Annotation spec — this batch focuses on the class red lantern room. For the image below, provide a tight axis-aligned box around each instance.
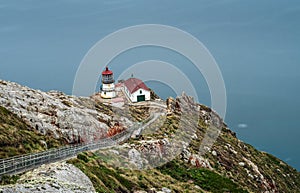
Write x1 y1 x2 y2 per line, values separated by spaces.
102 67 114 84
100 66 116 98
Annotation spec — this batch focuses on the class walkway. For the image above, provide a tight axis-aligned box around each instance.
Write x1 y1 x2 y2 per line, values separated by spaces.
0 129 133 176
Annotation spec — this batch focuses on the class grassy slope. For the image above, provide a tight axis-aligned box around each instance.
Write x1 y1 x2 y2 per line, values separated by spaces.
68 151 247 193
159 160 247 193
0 106 65 158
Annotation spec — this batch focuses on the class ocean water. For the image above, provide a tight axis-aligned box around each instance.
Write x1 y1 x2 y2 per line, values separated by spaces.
0 0 299 170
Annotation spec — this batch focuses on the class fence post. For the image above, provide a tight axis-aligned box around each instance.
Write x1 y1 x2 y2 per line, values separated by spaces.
13 158 16 173
2 159 5 174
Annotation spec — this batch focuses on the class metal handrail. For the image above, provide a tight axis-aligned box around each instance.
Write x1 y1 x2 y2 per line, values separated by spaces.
0 128 134 176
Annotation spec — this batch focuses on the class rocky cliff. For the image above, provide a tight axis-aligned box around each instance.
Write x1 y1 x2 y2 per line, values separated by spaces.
0 79 299 193
0 80 133 144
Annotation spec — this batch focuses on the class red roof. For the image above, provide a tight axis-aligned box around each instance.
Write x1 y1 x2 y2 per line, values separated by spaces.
124 78 150 94
102 67 113 75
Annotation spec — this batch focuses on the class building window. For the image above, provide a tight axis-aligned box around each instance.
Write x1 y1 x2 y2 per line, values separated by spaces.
140 90 142 94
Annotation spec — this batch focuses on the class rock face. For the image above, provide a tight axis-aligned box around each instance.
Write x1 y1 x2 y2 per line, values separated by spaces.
128 148 143 169
0 80 131 143
0 162 95 193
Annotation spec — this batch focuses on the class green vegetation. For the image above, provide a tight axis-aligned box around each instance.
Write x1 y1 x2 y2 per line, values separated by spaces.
94 102 113 116
0 106 65 158
69 150 249 193
68 152 203 193
68 152 137 193
129 106 150 122
159 160 248 193
0 175 20 185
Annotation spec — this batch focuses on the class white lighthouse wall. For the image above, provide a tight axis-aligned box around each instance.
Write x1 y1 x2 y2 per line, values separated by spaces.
101 90 116 98
102 83 115 91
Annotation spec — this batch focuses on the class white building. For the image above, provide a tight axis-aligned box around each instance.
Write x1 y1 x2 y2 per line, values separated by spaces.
100 67 116 99
123 78 150 102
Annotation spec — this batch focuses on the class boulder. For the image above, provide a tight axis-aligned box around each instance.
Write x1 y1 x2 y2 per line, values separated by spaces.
128 148 143 169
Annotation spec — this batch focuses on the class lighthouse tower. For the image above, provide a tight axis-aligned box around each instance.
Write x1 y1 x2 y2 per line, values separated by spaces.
100 67 116 99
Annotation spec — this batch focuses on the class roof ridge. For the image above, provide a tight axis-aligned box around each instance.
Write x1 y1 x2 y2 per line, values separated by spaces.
124 78 149 94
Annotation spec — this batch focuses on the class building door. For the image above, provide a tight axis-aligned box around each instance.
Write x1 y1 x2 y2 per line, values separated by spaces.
137 95 145 102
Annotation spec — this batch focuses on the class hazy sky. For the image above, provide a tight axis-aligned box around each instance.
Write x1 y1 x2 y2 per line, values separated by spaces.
1 0 300 169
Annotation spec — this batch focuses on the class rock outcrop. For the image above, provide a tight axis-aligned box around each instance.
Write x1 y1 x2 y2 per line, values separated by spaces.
0 162 95 193
0 80 133 144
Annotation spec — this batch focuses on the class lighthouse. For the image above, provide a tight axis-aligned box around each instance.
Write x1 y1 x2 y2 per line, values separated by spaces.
100 67 116 98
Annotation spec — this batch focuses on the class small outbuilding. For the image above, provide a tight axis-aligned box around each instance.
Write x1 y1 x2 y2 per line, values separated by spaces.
123 78 150 102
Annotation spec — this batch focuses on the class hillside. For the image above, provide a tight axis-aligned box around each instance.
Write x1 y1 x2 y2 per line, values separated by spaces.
64 95 300 193
0 79 299 192
0 106 65 159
